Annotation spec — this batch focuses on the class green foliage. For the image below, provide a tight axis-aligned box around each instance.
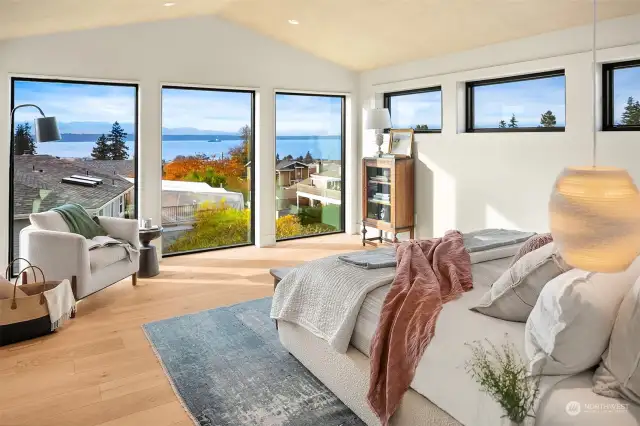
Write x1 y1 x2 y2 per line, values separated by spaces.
14 122 36 155
304 151 314 163
276 153 281 162
414 124 429 131
185 168 228 188
539 110 557 127
283 154 294 161
466 337 541 423
508 114 518 128
498 120 507 129
621 96 640 126
107 121 129 160
91 134 111 160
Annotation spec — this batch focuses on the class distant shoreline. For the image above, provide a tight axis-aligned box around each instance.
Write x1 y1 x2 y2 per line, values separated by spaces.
57 134 342 142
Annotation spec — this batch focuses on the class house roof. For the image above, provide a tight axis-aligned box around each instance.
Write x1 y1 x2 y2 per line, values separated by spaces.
13 155 134 217
311 170 341 180
276 160 309 171
80 159 135 178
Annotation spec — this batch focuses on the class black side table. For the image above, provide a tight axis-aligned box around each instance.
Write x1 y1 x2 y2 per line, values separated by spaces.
138 228 163 278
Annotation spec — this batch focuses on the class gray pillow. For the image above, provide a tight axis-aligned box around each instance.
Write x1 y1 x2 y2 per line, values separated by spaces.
471 243 571 322
593 277 640 404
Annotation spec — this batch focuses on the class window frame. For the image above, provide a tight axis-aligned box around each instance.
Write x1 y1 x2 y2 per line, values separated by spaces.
602 59 640 132
383 86 442 134
160 85 256 257
9 76 139 266
274 91 346 242
465 70 566 133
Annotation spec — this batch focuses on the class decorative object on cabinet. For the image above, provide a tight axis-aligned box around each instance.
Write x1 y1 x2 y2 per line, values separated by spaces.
388 128 414 157
365 108 391 157
361 157 414 246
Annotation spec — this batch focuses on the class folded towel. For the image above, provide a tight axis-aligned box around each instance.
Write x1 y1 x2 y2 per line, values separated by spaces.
43 279 76 331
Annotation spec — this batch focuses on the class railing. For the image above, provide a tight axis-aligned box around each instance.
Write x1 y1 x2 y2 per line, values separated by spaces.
162 204 198 225
296 184 342 201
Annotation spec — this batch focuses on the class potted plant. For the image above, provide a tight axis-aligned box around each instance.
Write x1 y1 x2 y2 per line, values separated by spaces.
466 337 541 426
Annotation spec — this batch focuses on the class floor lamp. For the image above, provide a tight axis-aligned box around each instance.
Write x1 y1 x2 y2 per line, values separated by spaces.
10 104 61 148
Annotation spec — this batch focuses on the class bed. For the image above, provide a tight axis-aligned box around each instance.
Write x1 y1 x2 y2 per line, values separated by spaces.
276 255 640 426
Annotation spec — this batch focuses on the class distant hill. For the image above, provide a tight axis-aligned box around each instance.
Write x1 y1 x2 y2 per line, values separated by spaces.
55 121 241 136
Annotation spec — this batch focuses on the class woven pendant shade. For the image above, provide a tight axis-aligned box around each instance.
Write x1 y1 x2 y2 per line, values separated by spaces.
549 167 640 272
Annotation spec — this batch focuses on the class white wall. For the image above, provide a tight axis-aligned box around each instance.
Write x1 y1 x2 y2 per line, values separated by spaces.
0 16 359 262
360 14 640 239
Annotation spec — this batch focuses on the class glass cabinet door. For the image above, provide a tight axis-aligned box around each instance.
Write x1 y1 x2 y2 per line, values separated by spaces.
366 165 391 222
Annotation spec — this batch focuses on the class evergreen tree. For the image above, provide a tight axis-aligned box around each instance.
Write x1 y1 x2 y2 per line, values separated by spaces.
498 120 507 129
107 121 129 160
303 151 314 163
414 124 429 131
91 134 111 160
14 122 37 155
295 155 304 162
539 110 557 127
508 113 518 128
276 153 280 162
620 96 640 126
283 154 294 161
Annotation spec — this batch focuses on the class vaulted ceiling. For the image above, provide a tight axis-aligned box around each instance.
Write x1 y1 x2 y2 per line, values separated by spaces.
1 0 640 70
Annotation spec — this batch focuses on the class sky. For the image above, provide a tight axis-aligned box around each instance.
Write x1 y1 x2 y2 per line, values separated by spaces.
13 80 343 136
389 90 442 129
613 66 640 124
473 75 566 128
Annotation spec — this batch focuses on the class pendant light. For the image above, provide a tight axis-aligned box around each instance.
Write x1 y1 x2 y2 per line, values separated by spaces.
549 0 640 273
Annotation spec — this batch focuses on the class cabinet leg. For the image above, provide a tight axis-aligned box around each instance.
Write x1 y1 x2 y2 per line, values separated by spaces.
410 228 415 240
392 232 399 243
361 224 367 247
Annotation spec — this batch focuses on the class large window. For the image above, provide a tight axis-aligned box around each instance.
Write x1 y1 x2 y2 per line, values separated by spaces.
466 71 566 132
161 87 254 255
603 60 640 131
383 87 442 132
10 78 138 266
275 93 345 240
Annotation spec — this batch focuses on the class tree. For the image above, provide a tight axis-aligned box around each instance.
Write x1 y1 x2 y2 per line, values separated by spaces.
185 168 227 188
498 120 507 129
414 124 429 131
91 134 111 160
14 122 36 155
276 153 281 162
508 113 518 128
303 151 314 163
620 96 640 126
295 155 304 162
539 110 557 127
107 121 129 160
283 154 294 161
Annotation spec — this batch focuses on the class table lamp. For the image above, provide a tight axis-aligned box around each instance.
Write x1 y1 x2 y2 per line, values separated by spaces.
365 108 391 157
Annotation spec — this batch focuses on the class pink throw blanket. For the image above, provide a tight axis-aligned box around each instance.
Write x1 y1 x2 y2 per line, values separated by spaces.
367 231 473 425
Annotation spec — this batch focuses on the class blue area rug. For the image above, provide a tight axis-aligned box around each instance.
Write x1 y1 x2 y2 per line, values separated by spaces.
143 297 365 426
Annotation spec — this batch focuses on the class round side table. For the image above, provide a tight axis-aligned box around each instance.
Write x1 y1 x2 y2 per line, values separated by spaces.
138 228 163 278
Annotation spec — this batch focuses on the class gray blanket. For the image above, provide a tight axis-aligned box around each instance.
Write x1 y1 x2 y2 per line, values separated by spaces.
339 228 535 269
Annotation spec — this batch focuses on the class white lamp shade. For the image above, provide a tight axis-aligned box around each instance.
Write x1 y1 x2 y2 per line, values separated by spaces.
365 108 391 130
549 167 640 272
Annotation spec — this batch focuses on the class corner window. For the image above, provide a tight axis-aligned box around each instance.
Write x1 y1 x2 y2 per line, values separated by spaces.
603 60 640 131
466 71 566 132
383 87 442 132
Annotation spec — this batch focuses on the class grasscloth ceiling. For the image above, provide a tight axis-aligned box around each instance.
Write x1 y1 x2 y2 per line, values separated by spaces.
1 0 640 70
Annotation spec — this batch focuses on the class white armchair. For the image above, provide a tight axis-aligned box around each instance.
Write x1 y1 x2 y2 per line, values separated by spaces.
19 212 140 300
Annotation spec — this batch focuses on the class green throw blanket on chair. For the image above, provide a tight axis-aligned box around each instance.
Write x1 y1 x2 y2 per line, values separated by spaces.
52 203 107 239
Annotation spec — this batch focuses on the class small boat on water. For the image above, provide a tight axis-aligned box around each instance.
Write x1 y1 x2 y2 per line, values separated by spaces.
208 137 221 142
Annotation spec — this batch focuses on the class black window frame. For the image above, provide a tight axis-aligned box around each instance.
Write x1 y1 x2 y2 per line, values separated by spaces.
383 86 442 134
160 85 256 257
9 76 140 267
603 59 640 131
274 91 346 242
465 70 566 133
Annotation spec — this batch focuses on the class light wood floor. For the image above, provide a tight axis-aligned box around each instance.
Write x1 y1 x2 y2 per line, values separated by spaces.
0 234 365 426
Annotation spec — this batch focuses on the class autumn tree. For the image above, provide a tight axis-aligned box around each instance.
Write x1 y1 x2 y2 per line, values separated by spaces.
14 122 36 155
539 110 557 127
91 134 111 160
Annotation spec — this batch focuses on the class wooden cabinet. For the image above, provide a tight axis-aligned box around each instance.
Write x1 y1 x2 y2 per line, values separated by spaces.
361 157 415 246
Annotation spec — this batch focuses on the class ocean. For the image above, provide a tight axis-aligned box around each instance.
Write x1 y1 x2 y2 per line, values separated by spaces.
35 137 343 161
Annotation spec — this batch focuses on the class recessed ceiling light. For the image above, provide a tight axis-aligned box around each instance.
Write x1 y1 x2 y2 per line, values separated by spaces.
288 19 299 25
164 2 176 6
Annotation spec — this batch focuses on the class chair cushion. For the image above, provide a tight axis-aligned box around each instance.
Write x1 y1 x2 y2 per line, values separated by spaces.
29 211 70 233
89 246 129 272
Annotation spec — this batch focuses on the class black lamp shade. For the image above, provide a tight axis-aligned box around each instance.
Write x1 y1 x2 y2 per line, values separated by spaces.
35 116 61 142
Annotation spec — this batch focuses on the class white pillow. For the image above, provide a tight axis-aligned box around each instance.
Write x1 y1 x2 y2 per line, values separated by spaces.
29 211 69 232
525 257 640 375
593 277 640 404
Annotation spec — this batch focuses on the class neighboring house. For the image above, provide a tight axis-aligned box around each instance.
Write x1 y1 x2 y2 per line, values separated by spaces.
12 155 135 259
296 169 342 208
276 160 309 187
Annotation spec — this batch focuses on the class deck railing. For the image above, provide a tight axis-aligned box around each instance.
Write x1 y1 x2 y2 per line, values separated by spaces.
162 204 198 225
296 184 342 200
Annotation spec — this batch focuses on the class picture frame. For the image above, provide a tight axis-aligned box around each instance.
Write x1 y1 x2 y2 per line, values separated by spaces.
387 128 414 157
